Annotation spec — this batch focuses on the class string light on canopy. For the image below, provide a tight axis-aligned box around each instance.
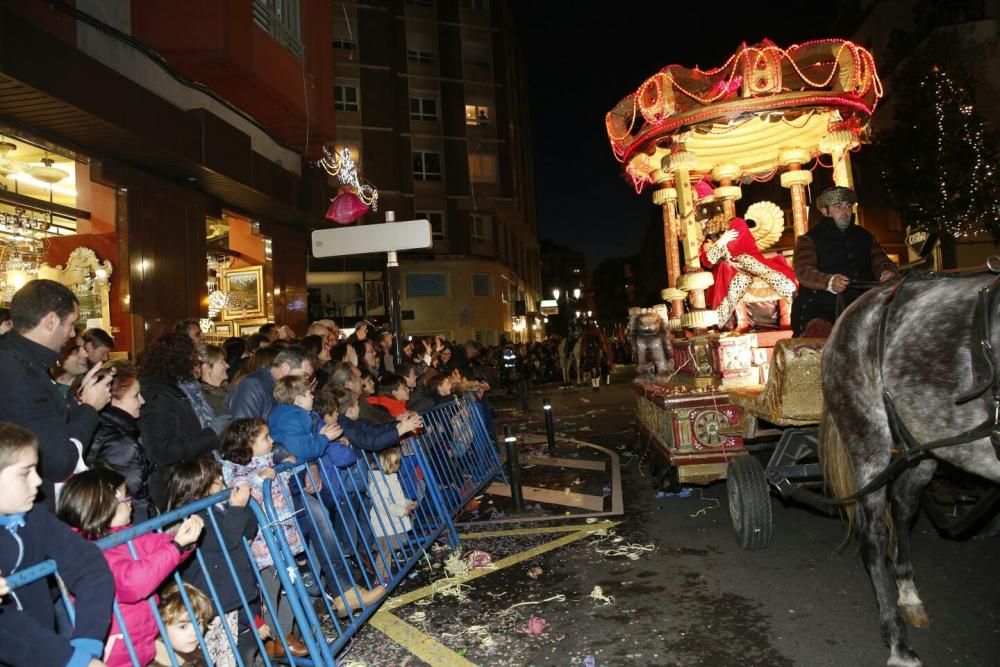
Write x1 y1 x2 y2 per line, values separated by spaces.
317 146 379 224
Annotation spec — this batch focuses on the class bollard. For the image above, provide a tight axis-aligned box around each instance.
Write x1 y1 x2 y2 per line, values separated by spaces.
504 426 524 513
543 398 556 456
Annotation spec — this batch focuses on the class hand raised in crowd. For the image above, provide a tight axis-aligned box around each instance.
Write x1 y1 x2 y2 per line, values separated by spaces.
396 412 422 436
174 515 205 547
355 322 368 340
320 421 343 441
405 501 418 515
229 482 251 507
257 467 276 480
78 363 115 411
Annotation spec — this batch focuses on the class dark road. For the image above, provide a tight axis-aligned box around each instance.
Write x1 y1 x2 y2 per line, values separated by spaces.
342 371 1000 666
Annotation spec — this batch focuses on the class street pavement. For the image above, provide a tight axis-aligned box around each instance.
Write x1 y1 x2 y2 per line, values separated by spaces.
341 369 1000 666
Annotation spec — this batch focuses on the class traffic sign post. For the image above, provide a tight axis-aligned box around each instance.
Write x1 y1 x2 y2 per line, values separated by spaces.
312 214 432 362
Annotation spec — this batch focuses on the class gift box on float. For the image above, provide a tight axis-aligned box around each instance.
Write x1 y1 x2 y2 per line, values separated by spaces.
710 334 755 375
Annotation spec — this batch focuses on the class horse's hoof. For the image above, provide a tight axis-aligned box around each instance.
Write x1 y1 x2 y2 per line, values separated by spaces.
899 604 931 628
887 644 922 667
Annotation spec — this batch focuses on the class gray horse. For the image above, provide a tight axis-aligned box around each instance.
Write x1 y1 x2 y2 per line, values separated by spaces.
820 271 1000 667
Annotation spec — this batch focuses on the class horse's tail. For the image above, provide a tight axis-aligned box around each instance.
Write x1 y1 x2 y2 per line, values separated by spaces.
818 405 896 548
818 406 858 528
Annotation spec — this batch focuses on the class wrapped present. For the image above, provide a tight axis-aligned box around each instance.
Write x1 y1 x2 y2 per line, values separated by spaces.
711 334 755 374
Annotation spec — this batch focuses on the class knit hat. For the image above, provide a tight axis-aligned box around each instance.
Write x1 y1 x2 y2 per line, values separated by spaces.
816 186 857 209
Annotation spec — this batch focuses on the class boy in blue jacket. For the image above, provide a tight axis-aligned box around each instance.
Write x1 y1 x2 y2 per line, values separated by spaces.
0 421 114 667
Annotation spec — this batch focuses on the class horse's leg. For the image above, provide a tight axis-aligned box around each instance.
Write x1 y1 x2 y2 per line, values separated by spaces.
889 459 937 629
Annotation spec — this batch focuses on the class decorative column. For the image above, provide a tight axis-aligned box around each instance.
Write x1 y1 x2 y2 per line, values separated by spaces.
712 163 743 221
819 130 859 188
779 148 813 239
653 183 685 318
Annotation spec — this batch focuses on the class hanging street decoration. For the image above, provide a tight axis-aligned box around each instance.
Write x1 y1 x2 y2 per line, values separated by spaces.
317 146 379 224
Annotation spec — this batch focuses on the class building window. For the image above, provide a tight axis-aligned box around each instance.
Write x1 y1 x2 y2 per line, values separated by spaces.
407 50 436 63
406 273 446 297
252 0 303 58
471 213 492 243
472 273 492 297
463 40 491 68
465 104 491 126
460 0 489 12
334 84 359 112
413 152 442 181
333 10 356 50
475 330 495 346
410 96 438 121
407 0 434 5
415 210 445 239
468 153 497 183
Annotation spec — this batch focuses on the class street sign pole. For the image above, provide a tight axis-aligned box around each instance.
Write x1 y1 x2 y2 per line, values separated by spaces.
384 211 404 365
311 217 432 365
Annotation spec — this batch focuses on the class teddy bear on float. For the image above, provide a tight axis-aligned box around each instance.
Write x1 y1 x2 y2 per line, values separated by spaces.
693 180 797 332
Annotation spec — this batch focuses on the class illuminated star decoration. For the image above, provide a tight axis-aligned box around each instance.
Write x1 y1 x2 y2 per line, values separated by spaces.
318 146 379 224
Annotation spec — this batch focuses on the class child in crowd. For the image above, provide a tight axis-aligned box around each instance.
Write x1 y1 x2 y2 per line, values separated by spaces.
427 373 455 405
338 383 422 452
218 419 308 659
271 380 386 614
0 422 115 667
166 457 263 666
58 466 204 667
367 447 417 581
368 374 411 418
152 583 213 666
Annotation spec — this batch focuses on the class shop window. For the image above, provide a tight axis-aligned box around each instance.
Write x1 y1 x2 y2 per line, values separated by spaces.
410 96 439 121
471 213 492 243
406 273 446 297
472 273 492 297
465 104 491 125
468 153 497 183
334 83 359 112
416 210 445 239
413 152 442 181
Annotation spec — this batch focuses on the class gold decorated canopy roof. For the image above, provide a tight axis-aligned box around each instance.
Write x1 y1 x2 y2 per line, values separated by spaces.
606 39 883 192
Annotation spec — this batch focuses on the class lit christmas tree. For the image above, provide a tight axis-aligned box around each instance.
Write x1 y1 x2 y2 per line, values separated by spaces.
876 62 1000 241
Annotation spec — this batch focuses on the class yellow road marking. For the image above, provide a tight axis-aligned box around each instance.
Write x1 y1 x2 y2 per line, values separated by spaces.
381 522 617 612
368 611 476 666
520 455 606 471
486 482 605 511
459 521 618 539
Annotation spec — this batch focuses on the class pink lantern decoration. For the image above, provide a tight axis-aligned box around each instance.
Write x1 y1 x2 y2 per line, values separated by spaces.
325 189 369 224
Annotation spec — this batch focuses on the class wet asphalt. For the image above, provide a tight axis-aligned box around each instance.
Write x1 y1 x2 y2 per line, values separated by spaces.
341 369 1000 667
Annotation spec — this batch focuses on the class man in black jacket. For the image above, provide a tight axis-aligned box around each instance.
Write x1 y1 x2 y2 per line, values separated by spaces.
791 187 899 335
0 280 113 508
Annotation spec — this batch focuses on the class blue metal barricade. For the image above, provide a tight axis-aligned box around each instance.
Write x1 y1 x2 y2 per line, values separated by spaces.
415 395 506 516
4 395 507 665
4 492 323 667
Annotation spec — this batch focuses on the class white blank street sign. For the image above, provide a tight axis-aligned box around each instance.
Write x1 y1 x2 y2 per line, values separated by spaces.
312 219 433 258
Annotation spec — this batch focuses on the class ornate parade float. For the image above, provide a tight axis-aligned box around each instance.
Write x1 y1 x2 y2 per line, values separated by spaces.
610 39 883 494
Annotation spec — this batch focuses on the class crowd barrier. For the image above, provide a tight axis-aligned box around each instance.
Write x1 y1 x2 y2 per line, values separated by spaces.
4 394 504 665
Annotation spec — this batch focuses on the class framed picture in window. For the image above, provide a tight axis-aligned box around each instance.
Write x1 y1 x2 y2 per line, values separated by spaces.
221 266 265 320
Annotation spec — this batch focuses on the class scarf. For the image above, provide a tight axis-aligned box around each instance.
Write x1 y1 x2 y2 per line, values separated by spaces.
177 378 216 429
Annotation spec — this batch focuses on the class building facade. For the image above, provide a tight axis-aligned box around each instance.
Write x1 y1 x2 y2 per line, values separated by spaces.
0 0 335 353
308 0 541 345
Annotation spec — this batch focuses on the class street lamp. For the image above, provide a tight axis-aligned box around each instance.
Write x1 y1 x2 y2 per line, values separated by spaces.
552 288 561 301
572 287 581 300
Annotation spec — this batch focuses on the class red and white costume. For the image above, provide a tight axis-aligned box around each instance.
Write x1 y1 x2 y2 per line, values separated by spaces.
699 217 797 329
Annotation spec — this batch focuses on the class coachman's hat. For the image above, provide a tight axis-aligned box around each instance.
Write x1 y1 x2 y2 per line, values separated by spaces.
816 186 858 209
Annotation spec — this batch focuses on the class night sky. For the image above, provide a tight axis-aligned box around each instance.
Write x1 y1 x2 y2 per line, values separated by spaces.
511 3 847 269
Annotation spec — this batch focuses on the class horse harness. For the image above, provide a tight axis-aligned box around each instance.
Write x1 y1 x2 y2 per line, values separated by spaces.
842 265 1000 501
